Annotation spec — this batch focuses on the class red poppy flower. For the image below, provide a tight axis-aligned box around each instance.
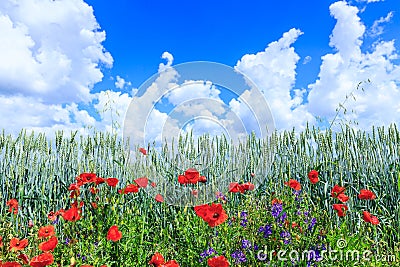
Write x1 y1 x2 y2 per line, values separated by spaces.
284 179 301 191
38 236 58 252
240 182 255 192
228 182 240 193
177 175 187 184
178 168 204 184
148 252 165 266
47 211 57 221
308 170 319 184
134 177 149 188
38 225 55 238
9 238 28 252
139 147 147 155
155 194 164 203
198 175 207 183
29 252 54 267
95 177 105 185
76 173 97 186
55 209 65 218
151 182 156 187
331 185 349 202
194 203 228 227
18 253 30 264
0 236 3 247
107 225 122 242
6 199 18 214
184 168 200 182
194 204 209 218
207 255 230 267
118 184 139 194
2 262 22 267
106 178 119 187
228 182 253 193
271 198 282 205
291 222 303 232
358 189 376 200
363 211 379 225
62 207 80 222
162 260 180 267
91 202 98 209
68 183 80 191
332 204 348 217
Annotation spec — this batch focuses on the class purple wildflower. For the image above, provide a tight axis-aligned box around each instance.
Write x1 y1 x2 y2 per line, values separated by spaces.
308 217 317 231
278 211 287 223
242 239 252 250
199 247 217 262
280 230 291 245
216 191 228 203
271 203 283 218
258 224 272 238
231 250 247 264
240 211 248 227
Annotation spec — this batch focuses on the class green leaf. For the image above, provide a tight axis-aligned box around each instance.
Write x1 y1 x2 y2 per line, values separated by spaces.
398 171 400 193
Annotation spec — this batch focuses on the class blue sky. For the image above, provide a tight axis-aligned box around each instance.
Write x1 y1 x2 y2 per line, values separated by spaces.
0 0 400 141
85 0 399 90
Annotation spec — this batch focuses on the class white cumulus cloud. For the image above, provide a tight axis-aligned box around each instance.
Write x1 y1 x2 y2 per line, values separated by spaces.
115 75 131 89
0 0 112 104
235 28 315 131
307 1 400 131
158 51 174 72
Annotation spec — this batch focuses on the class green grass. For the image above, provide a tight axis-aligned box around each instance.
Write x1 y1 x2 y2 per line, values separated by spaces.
0 124 399 266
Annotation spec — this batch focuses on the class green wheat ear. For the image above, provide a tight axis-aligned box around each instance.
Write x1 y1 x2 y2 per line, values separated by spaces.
397 171 400 193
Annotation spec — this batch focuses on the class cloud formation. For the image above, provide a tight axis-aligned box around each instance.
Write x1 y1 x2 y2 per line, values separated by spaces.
235 28 315 131
1 0 399 140
0 0 114 135
307 1 400 130
115 76 132 89
0 0 112 104
369 11 393 37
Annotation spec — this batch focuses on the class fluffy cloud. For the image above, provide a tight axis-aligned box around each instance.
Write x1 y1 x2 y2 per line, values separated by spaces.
158 51 174 72
166 80 221 106
0 0 116 136
115 76 132 89
0 0 112 104
307 1 400 130
0 94 97 137
123 65 180 146
94 90 133 133
2 0 400 140
235 28 315 131
369 11 393 37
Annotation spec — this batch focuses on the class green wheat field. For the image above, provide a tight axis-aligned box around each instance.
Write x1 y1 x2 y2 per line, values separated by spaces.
0 124 399 266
